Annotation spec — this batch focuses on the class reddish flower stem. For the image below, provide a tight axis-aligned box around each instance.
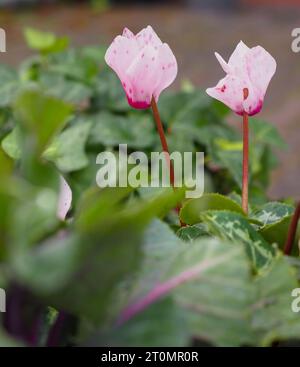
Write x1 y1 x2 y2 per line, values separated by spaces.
284 201 300 255
242 89 249 214
151 97 184 226
151 96 175 187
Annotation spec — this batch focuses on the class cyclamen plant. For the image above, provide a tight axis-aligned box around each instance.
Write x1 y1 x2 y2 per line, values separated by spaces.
106 33 278 216
206 41 276 213
105 26 178 188
1 26 300 348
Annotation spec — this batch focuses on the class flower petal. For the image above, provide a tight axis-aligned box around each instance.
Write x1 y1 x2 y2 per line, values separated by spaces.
105 26 176 109
215 52 232 74
153 43 178 101
245 46 276 98
207 41 276 116
126 45 160 108
136 25 162 49
206 75 248 115
57 176 72 221
242 93 263 116
105 35 139 80
122 27 135 39
228 40 250 77
105 35 139 100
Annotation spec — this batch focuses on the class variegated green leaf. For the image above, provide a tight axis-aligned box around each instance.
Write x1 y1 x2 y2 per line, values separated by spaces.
200 210 275 271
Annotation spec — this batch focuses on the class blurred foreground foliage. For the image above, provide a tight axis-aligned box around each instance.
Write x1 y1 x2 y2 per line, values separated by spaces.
0 28 299 347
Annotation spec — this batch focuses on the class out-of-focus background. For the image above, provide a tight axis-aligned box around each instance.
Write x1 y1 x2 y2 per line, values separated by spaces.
1 0 300 199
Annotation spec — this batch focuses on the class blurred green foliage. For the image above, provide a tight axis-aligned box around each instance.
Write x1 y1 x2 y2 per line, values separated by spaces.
0 28 299 347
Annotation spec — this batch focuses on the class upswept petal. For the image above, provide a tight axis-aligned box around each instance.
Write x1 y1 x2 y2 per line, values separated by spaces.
105 35 139 78
153 43 178 100
228 41 250 65
105 26 177 109
215 52 232 74
126 45 160 108
122 27 135 39
228 40 250 77
136 25 162 49
207 41 276 116
245 46 277 98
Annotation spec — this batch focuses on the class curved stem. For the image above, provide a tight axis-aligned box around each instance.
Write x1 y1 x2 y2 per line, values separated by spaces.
284 201 300 255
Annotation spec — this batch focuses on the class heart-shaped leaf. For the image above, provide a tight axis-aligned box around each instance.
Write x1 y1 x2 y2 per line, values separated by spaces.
200 210 275 271
180 193 245 225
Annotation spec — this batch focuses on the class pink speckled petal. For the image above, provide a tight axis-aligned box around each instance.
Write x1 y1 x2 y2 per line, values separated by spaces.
206 40 276 116
105 35 139 100
243 95 263 115
122 27 135 39
105 26 177 109
126 45 160 108
245 46 276 98
136 25 162 49
105 35 139 81
206 74 248 115
154 43 178 101
242 84 263 116
215 52 232 74
57 176 72 221
228 40 250 77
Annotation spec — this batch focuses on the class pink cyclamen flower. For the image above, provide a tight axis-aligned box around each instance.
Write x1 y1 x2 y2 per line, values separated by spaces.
57 176 72 221
206 41 276 116
105 25 178 109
